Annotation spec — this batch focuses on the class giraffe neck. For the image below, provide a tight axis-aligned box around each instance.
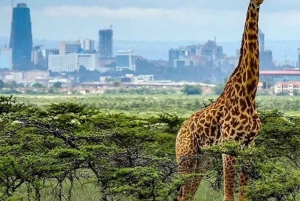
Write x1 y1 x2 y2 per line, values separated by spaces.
225 2 261 101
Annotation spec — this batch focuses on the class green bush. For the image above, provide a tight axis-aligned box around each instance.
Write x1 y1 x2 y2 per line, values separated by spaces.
212 83 225 95
181 85 202 95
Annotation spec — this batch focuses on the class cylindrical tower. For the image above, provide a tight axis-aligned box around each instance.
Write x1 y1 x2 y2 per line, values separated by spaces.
9 3 33 70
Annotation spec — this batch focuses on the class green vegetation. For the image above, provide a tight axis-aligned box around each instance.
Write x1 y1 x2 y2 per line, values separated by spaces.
103 87 178 96
12 94 300 116
0 95 299 200
181 85 203 95
212 83 225 95
32 82 44 88
53 81 62 89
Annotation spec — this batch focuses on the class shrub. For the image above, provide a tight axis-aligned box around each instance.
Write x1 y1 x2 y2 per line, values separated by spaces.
181 85 202 95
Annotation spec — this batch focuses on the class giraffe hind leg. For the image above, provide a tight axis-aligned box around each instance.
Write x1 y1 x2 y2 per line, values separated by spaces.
176 153 213 201
238 171 249 201
176 176 202 201
175 152 199 201
222 154 237 201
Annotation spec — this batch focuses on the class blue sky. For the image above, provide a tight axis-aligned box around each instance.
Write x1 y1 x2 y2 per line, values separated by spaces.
0 0 300 42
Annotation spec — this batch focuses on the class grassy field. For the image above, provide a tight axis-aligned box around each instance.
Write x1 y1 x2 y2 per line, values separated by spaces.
11 179 224 201
13 94 300 117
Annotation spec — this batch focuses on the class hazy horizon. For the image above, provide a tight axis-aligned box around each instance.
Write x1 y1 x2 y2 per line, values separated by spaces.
0 0 299 61
0 36 298 62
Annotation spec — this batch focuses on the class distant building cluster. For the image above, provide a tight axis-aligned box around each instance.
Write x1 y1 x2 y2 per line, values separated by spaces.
1 2 300 91
168 40 226 68
168 29 276 71
258 29 274 70
0 69 73 88
0 3 140 75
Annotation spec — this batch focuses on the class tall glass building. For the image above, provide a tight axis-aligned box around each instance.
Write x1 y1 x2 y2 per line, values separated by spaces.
9 3 33 70
98 29 113 58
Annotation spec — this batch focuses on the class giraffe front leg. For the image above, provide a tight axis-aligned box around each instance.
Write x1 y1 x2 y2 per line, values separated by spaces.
222 154 236 201
238 171 249 201
176 176 202 201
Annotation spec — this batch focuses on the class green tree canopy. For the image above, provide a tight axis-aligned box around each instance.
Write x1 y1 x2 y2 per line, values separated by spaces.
53 81 62 89
212 83 225 95
181 85 202 95
32 82 44 88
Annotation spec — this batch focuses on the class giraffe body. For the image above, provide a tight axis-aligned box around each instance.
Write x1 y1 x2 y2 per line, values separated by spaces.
175 0 264 200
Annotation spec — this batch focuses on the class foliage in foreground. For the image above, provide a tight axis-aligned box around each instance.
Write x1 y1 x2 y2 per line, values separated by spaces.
0 96 185 201
0 96 299 200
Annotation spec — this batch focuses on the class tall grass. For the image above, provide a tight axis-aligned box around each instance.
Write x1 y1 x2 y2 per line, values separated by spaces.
13 94 300 117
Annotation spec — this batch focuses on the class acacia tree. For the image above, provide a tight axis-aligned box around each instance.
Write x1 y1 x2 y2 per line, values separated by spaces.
0 96 183 200
0 96 299 200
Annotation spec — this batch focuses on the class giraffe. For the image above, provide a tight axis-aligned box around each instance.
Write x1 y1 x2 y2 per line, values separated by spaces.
175 0 264 200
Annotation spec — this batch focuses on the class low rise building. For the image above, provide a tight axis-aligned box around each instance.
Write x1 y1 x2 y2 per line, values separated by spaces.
48 78 72 88
174 58 195 67
274 81 300 95
134 75 154 82
116 50 136 71
59 41 81 55
48 53 98 72
23 70 49 80
0 71 23 82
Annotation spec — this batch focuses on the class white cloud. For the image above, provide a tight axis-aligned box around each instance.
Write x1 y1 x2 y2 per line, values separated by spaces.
41 6 184 19
1 3 300 42
260 10 300 40
39 5 246 25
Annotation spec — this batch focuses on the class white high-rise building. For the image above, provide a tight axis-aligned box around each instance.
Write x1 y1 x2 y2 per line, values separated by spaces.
0 48 13 70
77 54 97 70
81 39 95 51
48 53 98 72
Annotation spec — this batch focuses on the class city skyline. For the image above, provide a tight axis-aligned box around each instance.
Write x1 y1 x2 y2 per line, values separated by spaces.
0 1 299 42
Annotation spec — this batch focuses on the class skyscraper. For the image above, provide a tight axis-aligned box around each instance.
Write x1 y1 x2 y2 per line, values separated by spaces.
259 29 265 52
98 29 113 58
10 3 33 71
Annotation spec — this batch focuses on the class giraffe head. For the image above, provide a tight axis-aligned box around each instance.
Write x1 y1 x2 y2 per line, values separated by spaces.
251 0 264 8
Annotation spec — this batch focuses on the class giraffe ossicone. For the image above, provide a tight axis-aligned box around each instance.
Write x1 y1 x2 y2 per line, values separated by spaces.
175 0 264 200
